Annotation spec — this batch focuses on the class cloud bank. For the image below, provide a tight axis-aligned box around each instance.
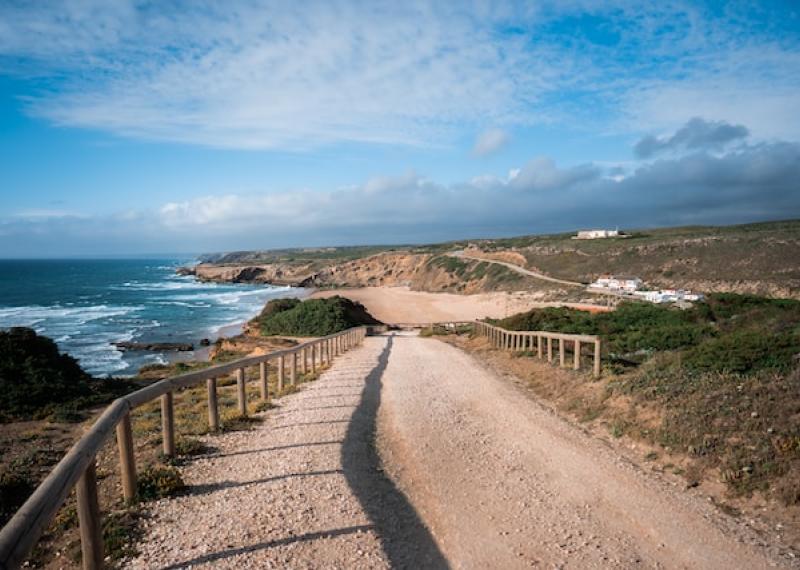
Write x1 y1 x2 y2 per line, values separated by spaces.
635 118 749 158
3 120 798 256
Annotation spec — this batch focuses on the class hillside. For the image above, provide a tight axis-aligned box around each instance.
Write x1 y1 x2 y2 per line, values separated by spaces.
185 219 800 300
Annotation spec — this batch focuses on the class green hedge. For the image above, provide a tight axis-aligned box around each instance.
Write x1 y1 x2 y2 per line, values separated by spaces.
254 296 381 336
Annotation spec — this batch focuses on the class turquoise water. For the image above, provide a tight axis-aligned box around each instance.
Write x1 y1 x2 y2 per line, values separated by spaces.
0 259 304 376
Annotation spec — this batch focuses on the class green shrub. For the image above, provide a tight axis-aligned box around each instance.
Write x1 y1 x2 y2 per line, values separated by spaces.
137 465 184 500
174 437 209 457
0 328 92 420
0 467 34 526
0 328 136 421
495 302 711 355
254 296 380 336
102 509 143 561
684 331 800 373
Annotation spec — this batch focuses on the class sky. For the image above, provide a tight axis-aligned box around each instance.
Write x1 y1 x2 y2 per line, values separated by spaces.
0 0 799 257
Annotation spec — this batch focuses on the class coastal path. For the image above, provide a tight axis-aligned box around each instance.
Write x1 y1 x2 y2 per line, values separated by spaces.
125 332 787 569
450 250 585 287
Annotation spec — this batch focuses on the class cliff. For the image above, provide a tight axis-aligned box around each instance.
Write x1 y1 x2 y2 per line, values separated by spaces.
179 219 800 300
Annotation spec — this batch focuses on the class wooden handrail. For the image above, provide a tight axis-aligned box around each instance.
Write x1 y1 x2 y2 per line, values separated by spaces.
472 321 602 378
0 326 367 570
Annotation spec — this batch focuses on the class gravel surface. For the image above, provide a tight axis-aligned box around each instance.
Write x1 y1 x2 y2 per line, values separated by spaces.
125 338 444 569
126 332 794 569
377 332 794 569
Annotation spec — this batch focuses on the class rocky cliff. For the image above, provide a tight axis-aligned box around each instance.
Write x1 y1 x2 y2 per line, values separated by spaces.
182 252 568 297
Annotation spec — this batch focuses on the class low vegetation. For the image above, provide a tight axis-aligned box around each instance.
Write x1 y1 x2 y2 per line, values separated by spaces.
253 296 381 336
488 293 800 504
495 294 800 371
0 327 136 422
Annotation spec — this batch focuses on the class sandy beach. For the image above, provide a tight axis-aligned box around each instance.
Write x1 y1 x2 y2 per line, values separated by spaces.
311 286 607 323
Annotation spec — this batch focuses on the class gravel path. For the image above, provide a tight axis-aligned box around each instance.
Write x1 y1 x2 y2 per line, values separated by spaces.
126 338 445 569
126 333 792 569
377 332 793 569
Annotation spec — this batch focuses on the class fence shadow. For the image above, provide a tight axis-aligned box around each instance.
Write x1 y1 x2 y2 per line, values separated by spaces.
341 334 450 569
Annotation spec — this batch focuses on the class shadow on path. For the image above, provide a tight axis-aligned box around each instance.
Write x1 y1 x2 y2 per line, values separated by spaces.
187 469 344 496
341 334 450 569
157 525 375 570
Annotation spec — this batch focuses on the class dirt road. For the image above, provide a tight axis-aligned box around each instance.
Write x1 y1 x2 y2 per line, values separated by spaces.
377 332 790 569
127 333 790 568
451 251 584 287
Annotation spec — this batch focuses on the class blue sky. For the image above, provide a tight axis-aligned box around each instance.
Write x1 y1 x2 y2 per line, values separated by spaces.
1 1 799 256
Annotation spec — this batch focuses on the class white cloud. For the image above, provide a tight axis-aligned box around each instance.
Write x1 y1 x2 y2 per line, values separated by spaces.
472 128 510 157
0 2 555 150
2 2 798 150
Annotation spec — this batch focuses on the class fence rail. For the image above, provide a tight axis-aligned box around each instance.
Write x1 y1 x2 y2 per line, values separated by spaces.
473 321 601 378
0 326 367 570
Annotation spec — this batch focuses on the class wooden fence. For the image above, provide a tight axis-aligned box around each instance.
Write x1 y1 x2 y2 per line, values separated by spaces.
473 321 601 378
0 326 367 570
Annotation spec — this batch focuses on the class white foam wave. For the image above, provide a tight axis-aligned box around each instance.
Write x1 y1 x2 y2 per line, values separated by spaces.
0 304 143 327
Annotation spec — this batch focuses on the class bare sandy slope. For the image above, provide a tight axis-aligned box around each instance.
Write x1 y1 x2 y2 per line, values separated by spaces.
377 333 791 569
312 286 602 323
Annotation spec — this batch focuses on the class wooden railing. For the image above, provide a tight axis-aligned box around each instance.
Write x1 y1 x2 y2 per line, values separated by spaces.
0 326 367 570
473 321 601 378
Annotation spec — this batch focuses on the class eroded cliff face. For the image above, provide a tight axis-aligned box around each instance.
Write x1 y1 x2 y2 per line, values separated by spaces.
189 262 318 286
184 252 562 295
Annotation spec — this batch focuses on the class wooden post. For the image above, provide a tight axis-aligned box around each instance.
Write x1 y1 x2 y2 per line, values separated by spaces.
236 368 247 416
547 336 553 362
559 338 566 367
116 412 136 502
207 377 219 431
278 355 285 391
593 339 601 378
161 392 175 457
311 343 317 373
259 361 268 401
291 351 297 385
76 461 104 570
573 340 581 370
537 334 543 359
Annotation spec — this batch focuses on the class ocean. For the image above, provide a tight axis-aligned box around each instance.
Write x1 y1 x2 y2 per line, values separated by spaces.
0 259 305 376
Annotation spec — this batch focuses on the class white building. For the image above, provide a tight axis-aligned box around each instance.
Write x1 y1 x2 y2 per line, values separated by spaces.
574 229 620 239
636 289 705 304
590 275 643 293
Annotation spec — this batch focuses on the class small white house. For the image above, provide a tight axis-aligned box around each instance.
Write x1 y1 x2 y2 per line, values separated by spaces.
639 289 705 304
575 229 620 239
591 275 643 293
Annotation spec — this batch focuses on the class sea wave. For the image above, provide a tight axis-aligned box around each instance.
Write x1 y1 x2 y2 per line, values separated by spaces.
0 304 144 327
